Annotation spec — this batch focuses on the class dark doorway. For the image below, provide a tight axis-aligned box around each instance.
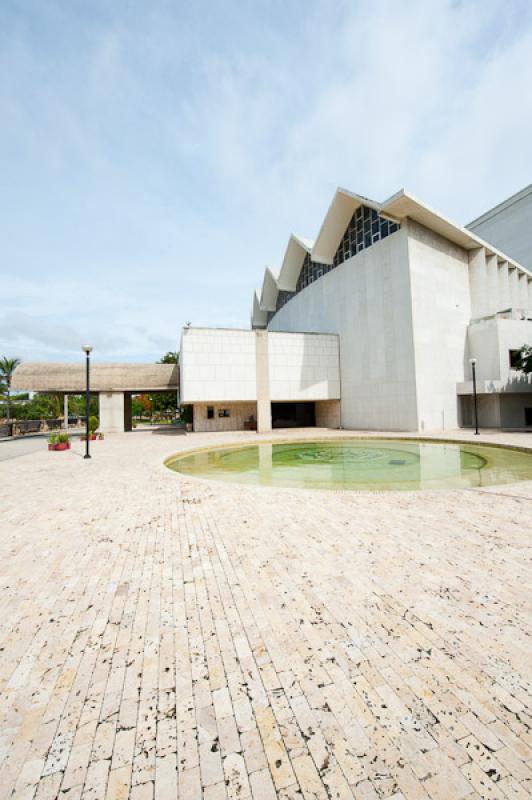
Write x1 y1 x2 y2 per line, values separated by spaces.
525 407 532 426
271 402 316 428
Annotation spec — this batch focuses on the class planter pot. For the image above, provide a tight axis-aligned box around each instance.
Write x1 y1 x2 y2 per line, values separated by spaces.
81 434 98 441
48 442 71 451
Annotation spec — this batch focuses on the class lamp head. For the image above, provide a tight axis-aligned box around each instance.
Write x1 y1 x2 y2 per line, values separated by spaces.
82 344 93 354
469 357 477 366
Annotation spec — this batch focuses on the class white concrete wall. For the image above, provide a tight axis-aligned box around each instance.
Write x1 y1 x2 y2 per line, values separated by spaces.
467 316 532 384
315 400 341 428
497 318 532 383
468 185 532 271
180 328 257 403
268 228 419 430
99 392 124 433
467 319 501 381
407 221 472 431
180 327 341 406
193 402 257 432
268 332 340 401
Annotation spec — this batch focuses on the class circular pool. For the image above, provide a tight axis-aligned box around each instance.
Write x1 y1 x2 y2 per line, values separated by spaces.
165 438 532 491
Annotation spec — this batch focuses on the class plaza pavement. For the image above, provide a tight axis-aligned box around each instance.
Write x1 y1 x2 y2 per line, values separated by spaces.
0 427 531 800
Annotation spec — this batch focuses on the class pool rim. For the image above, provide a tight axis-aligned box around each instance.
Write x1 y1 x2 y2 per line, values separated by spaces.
163 434 532 493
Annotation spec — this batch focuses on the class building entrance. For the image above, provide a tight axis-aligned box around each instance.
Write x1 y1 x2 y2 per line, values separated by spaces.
271 402 316 428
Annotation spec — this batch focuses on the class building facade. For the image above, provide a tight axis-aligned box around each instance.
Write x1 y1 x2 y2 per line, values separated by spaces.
181 185 532 433
467 184 532 271
180 327 341 433
12 185 532 435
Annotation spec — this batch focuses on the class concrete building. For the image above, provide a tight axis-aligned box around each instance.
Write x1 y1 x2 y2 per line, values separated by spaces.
467 184 532 271
180 327 340 433
243 186 532 432
12 184 532 434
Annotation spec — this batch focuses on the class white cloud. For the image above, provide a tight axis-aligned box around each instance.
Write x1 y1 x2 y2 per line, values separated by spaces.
0 0 531 362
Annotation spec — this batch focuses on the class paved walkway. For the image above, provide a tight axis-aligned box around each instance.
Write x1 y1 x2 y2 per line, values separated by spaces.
0 428 530 800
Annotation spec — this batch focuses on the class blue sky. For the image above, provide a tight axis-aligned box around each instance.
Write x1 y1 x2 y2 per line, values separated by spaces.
1 0 532 362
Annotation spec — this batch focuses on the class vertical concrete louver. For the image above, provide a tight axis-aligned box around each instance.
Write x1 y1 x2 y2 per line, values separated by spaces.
497 261 511 310
485 254 499 315
468 248 487 318
518 272 529 309
509 267 520 309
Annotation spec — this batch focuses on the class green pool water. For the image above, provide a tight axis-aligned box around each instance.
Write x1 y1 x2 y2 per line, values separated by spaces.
165 438 532 491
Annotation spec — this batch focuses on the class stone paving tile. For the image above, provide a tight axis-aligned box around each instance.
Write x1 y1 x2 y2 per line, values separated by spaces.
0 427 531 799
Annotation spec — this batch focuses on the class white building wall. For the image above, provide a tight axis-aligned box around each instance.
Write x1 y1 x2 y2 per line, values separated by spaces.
180 327 341 407
466 319 501 381
467 316 532 385
460 316 532 427
406 221 472 431
496 318 532 383
268 228 419 430
193 402 257 432
268 332 340 401
180 328 257 402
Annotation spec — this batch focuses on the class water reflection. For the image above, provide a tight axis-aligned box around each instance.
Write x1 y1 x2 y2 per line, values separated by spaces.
167 439 532 491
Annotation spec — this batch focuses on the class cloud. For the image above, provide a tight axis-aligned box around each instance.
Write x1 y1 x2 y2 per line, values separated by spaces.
0 0 531 361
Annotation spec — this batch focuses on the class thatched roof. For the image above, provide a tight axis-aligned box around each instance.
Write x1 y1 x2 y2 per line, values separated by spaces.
12 362 178 393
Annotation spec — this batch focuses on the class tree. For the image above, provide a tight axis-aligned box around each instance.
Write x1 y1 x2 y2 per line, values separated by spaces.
148 351 179 418
0 356 21 422
138 394 152 415
158 351 179 365
516 345 532 374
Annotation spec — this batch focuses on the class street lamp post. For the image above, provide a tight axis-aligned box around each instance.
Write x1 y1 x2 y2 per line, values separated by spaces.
82 345 93 458
469 357 479 435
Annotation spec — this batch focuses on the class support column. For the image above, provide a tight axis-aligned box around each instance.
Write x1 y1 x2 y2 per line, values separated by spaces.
255 331 271 433
468 248 487 318
99 391 125 433
509 267 520 309
497 261 511 311
528 279 532 315
485 254 499 315
64 393 68 430
518 272 529 310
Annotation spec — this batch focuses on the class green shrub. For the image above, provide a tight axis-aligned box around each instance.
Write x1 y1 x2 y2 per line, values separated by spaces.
48 431 70 445
89 415 99 434
180 405 193 424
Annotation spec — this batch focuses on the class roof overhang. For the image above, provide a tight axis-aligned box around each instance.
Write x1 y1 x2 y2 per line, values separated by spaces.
11 362 179 393
259 267 280 312
250 184 532 324
381 190 532 273
277 234 313 292
311 188 382 264
312 186 531 275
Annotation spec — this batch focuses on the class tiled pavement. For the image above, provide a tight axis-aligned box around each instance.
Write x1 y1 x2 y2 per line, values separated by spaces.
0 428 531 800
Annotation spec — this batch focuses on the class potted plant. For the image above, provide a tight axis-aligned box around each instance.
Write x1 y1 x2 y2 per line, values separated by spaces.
81 415 99 441
48 431 71 451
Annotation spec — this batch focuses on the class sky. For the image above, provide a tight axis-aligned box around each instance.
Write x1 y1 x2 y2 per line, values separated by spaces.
1 0 532 363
